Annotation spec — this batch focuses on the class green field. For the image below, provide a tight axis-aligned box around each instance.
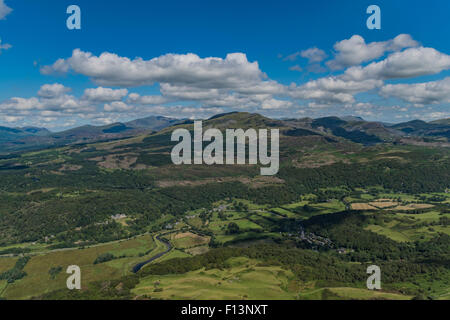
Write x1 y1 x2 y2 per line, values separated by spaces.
298 287 412 300
0 234 158 299
133 257 296 300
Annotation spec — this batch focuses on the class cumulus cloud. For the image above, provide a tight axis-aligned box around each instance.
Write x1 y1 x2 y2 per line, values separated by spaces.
38 83 71 98
104 101 133 112
0 97 41 111
83 87 128 102
289 77 382 105
127 93 168 105
41 49 266 88
0 84 96 121
261 98 293 110
3 115 23 122
300 47 328 63
343 47 450 81
380 77 450 105
327 34 419 70
0 0 12 20
40 58 71 75
2 34 447 127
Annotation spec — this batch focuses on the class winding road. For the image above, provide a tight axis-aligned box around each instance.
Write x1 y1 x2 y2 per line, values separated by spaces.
131 235 172 273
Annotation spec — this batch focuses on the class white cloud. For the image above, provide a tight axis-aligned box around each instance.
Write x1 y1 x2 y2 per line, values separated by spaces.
261 99 293 110
41 49 266 88
289 77 382 105
425 112 450 120
40 58 70 75
3 35 447 127
0 97 41 111
104 101 133 112
127 93 168 105
0 38 11 54
380 77 450 105
3 115 23 123
327 34 419 70
83 87 128 102
300 47 327 63
0 0 12 20
343 47 450 81
38 83 71 98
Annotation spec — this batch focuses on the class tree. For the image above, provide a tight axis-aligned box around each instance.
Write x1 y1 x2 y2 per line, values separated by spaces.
226 222 240 235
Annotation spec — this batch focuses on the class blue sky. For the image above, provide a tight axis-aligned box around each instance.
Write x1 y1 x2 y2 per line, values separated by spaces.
0 0 449 130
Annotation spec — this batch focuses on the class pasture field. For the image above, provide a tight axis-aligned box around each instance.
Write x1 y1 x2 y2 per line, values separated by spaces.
132 257 413 300
351 203 377 210
365 209 450 242
0 257 17 273
0 234 157 299
156 249 191 263
132 257 296 300
169 232 210 249
185 245 209 256
310 200 346 214
282 201 309 209
298 287 412 300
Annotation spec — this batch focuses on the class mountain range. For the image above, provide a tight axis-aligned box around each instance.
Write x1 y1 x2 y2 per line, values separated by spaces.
1 113 449 154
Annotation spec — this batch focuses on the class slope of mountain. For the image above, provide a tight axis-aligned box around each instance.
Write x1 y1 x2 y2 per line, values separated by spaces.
0 116 182 154
1 113 449 154
125 115 183 131
390 120 450 139
430 118 450 125
0 126 50 142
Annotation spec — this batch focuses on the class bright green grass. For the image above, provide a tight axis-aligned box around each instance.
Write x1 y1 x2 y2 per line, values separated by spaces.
155 249 191 263
282 201 309 209
1 234 156 299
395 211 445 223
365 225 411 242
232 199 268 210
270 207 297 218
388 271 450 299
378 193 417 201
186 217 203 228
365 210 450 242
360 194 376 200
132 258 296 300
0 242 49 254
310 200 346 214
253 211 284 220
208 219 263 234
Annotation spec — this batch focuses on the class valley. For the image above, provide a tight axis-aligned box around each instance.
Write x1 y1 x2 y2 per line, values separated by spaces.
0 112 449 300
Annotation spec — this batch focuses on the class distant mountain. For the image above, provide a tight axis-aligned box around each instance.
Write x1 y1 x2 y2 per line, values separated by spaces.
0 116 182 154
125 116 183 131
0 126 50 142
430 118 450 125
339 116 365 122
389 120 450 139
1 113 450 154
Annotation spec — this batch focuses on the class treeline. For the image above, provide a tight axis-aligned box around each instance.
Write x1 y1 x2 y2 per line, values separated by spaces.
302 211 450 263
38 241 448 300
0 256 29 283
